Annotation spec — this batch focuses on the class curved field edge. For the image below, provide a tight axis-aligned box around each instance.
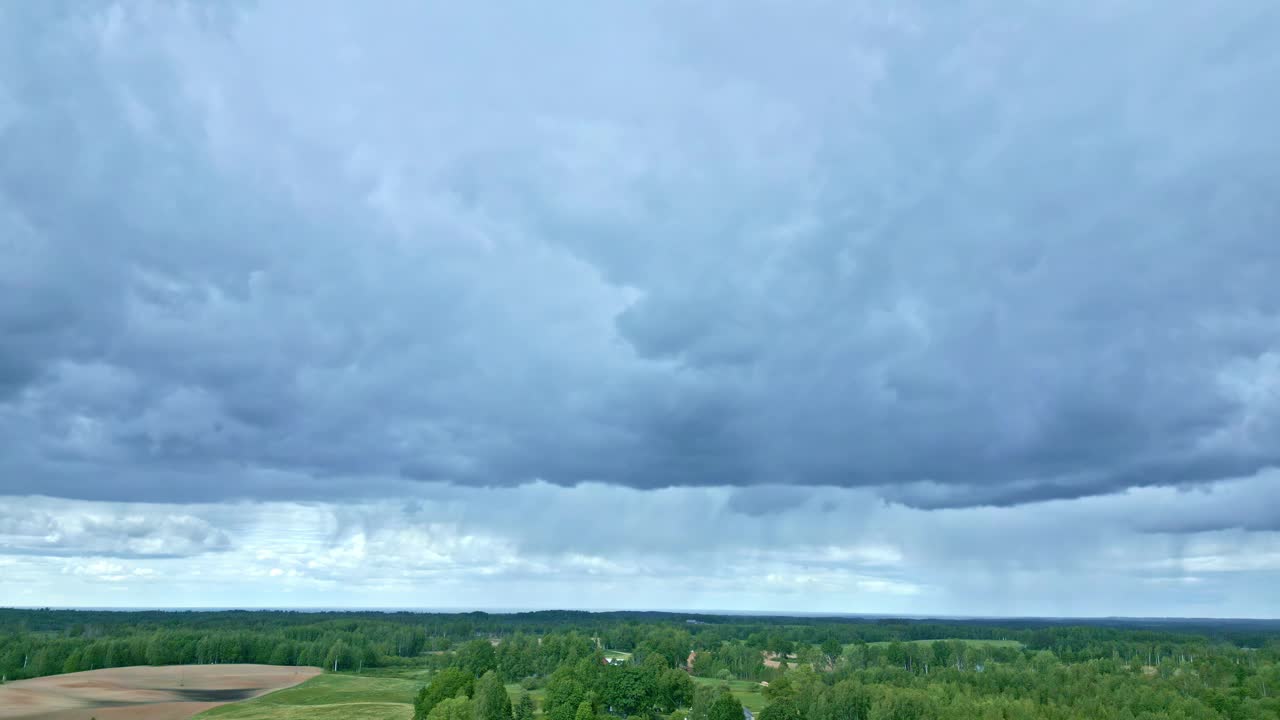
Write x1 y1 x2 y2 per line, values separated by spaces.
197 700 412 720
196 674 418 720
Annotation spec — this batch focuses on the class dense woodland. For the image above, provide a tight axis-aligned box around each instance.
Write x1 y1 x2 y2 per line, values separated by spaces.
1 609 1278 720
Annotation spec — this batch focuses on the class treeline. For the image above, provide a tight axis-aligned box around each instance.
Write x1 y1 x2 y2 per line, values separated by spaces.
414 624 1280 720
5 609 1277 651
0 625 394 679
746 646 1280 720
0 612 459 679
3 607 1280 720
420 628 1280 720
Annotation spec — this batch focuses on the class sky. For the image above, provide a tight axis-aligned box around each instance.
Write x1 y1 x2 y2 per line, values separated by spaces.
1 1 1278 617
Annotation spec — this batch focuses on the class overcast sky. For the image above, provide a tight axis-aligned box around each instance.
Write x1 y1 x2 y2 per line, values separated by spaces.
2 1 1278 617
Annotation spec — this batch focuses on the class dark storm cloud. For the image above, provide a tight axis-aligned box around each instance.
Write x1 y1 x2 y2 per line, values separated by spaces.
1 2 1278 508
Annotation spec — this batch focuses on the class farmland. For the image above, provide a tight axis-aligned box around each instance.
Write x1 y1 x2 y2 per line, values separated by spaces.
197 671 423 720
0 664 319 720
197 668 557 720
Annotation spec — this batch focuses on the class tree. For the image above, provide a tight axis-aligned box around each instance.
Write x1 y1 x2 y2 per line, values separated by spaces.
763 674 793 702
499 633 538 681
929 641 951 671
429 697 475 720
708 691 743 720
687 649 710 677
474 670 513 720
268 642 295 666
574 700 595 720
656 668 694 712
458 640 499 677
324 641 353 672
767 635 795 657
820 638 843 666
719 643 764 680
758 697 802 720
638 628 693 669
515 691 536 720
827 681 871 720
691 683 718 720
415 668 477 720
544 666 590 720
886 642 907 671
876 690 934 720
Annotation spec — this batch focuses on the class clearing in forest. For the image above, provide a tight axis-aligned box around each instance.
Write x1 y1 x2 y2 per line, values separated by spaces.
691 677 766 713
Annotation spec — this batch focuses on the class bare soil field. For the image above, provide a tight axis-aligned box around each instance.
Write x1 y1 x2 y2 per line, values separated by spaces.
0 665 320 720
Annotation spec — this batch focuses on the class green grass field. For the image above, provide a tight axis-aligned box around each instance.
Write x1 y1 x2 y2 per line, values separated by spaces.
199 668 554 720
692 676 766 713
196 672 421 720
505 681 547 708
603 650 634 661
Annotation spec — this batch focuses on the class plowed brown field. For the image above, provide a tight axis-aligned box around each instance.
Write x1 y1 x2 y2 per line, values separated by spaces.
0 665 320 720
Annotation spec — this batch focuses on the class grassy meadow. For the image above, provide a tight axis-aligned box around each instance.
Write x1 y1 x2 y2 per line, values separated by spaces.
691 676 766 713
197 668 555 720
196 671 422 720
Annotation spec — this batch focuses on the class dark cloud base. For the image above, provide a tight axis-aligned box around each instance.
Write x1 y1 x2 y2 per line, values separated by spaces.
1 2 1278 508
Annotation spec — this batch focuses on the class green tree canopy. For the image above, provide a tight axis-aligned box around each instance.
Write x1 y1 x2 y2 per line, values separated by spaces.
758 696 802 720
820 638 843 663
514 691 536 720
428 697 475 720
708 690 744 720
457 639 499 677
656 668 694 712
415 668 477 720
474 670 513 720
544 665 591 720
825 681 871 720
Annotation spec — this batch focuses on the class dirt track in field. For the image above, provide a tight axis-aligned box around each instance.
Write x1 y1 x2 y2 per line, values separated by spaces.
0 664 320 720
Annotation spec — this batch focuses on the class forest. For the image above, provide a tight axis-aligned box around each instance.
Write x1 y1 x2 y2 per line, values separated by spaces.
1 608 1278 720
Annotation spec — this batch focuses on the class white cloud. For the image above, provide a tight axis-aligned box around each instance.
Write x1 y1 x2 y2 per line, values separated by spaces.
0 498 230 558
2 475 1278 615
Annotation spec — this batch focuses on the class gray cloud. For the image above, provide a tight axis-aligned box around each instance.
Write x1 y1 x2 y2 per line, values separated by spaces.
725 486 825 517
0 498 231 558
4 481 1278 615
1127 470 1280 534
1 2 1279 511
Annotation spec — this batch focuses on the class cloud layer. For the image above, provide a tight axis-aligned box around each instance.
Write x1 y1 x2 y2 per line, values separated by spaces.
2 1 1280 615
4 475 1279 616
3 2 1279 508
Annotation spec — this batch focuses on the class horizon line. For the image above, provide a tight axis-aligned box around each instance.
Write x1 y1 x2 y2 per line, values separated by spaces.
5 606 1278 622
